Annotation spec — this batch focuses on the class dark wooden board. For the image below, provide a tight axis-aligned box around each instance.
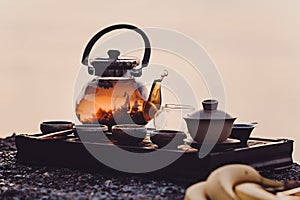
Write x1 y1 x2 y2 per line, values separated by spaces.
15 134 294 182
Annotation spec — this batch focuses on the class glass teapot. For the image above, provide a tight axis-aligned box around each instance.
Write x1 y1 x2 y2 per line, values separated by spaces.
75 24 167 129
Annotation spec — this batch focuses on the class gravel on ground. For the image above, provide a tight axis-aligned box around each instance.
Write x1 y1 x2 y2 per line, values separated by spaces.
1 135 299 199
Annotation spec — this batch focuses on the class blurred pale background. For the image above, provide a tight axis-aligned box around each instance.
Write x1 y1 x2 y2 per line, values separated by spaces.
1 0 300 161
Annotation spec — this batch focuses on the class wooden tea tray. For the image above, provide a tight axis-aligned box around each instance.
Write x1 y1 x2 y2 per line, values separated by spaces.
15 134 293 182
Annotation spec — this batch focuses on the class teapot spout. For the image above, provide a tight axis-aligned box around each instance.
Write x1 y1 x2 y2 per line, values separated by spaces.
143 70 168 122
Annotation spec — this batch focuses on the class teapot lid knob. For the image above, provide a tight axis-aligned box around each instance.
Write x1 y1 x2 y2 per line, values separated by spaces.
108 50 120 59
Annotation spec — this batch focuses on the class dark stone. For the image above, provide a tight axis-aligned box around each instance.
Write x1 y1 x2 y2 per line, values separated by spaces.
0 134 299 199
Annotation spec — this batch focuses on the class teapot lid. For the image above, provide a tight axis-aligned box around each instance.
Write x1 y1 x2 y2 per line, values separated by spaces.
186 99 234 120
89 50 140 77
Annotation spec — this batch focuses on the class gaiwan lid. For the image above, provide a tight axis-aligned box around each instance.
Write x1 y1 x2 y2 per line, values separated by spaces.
185 99 235 120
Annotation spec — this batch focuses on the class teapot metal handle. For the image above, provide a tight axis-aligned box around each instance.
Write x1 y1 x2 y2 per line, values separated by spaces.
81 24 151 69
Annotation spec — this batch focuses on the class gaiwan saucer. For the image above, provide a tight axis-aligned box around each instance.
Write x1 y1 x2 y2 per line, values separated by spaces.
190 138 242 150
